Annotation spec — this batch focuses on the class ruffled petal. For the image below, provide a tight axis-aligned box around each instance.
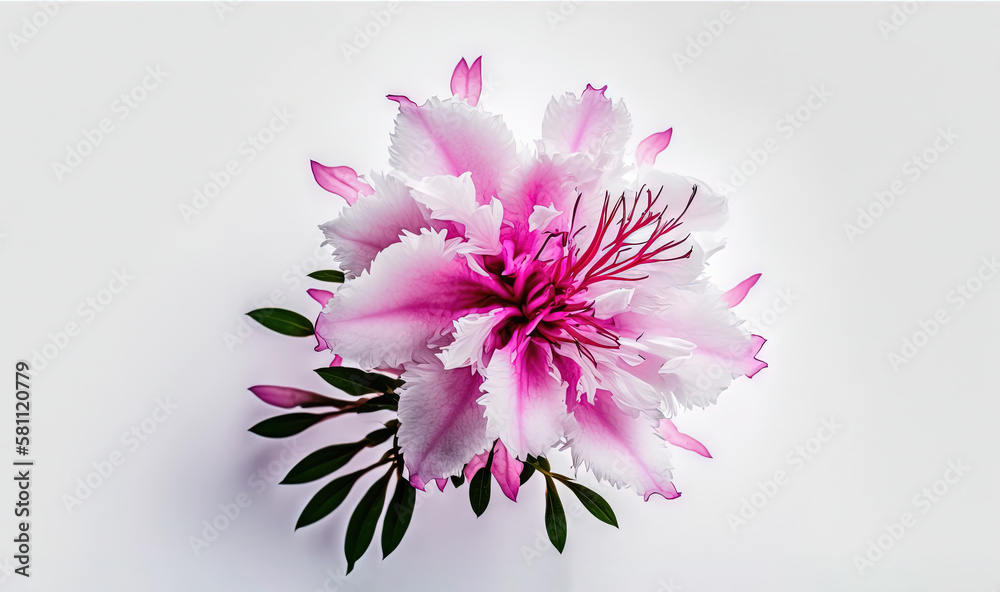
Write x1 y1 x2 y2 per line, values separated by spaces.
408 173 503 255
567 390 679 500
319 173 430 276
397 360 492 489
310 161 374 205
437 307 516 370
388 96 516 204
611 289 766 411
639 170 728 233
479 340 572 459
319 229 490 369
542 84 631 157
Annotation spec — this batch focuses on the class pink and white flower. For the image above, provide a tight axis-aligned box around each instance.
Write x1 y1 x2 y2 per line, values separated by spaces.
312 58 766 501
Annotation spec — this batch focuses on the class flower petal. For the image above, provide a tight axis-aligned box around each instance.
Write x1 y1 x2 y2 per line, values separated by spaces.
450 56 483 107
489 439 523 501
636 128 673 169
388 96 516 204
319 173 430 276
408 173 503 255
528 204 562 233
567 390 679 500
248 385 336 409
542 84 631 156
745 334 768 378
460 440 523 501
319 229 489 369
437 307 515 370
721 273 762 308
307 288 336 352
310 161 374 205
657 419 711 458
398 360 492 489
479 340 571 459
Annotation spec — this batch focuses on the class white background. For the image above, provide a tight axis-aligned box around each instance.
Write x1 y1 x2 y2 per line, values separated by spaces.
1 2 999 591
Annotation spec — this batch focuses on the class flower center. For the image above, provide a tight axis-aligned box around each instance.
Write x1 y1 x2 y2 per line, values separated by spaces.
486 185 696 363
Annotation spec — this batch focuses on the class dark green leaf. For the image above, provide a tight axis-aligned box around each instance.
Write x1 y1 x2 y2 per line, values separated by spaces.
355 393 400 414
315 367 403 397
282 442 366 484
519 462 536 485
295 469 365 530
249 412 330 438
561 481 618 528
308 270 346 283
246 308 314 337
450 474 464 488
469 447 495 517
362 426 397 447
469 466 491 517
536 456 551 472
345 471 391 574
381 477 416 558
544 476 567 553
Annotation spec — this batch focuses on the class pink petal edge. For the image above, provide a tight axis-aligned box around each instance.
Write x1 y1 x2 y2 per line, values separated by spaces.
308 289 336 353
746 334 768 378
450 56 483 107
636 128 673 169
490 440 523 502
248 385 332 409
309 161 373 206
721 273 762 308
657 419 712 458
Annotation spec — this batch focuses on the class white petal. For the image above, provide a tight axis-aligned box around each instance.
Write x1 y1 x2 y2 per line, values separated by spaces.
592 287 634 319
437 308 513 370
528 203 562 232
567 390 679 500
479 340 572 459
398 360 492 488
319 173 430 276
408 173 503 255
319 229 485 369
389 97 516 204
542 84 632 157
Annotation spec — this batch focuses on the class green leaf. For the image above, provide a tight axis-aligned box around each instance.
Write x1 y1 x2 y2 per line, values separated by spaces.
283 426 395 484
345 471 392 574
381 477 416 558
362 426 397 447
561 481 618 528
355 393 400 414
249 412 330 438
296 469 365 530
536 456 551 472
315 367 403 397
544 476 567 553
450 474 464 488
519 462 536 485
308 270 346 283
469 466 491 517
282 442 366 484
469 447 495 517
246 308 314 337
